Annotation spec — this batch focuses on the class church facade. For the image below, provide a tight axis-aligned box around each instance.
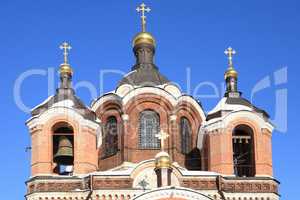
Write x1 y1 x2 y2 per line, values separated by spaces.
25 3 279 200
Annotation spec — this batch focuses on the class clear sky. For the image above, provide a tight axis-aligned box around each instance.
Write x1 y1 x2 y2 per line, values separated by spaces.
0 0 298 199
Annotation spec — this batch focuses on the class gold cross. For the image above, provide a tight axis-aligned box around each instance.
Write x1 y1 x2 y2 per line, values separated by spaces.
60 42 72 64
224 47 236 68
136 3 151 32
155 131 169 151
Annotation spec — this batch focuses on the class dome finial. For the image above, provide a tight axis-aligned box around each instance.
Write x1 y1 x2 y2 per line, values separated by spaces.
60 42 72 65
224 47 240 97
154 131 171 169
224 46 236 69
224 47 238 79
154 131 172 187
133 3 155 47
59 42 73 75
136 3 151 32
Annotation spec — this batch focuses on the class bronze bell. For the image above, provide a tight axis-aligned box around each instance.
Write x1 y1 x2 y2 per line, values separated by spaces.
53 136 73 165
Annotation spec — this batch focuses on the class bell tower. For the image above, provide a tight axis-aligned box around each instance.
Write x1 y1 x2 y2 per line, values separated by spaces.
26 42 100 176
204 47 274 176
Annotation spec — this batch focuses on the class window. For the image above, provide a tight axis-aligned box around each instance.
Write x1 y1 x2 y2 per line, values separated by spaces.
52 122 74 175
139 110 160 149
104 116 118 157
232 125 255 177
180 117 192 154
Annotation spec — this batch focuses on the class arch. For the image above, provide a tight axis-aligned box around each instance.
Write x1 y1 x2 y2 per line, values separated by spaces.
232 124 255 177
52 121 74 175
139 110 160 149
90 87 206 129
52 122 74 134
175 107 202 170
94 97 123 118
123 87 177 110
180 117 192 154
124 93 174 115
91 93 122 111
103 116 119 157
133 187 213 200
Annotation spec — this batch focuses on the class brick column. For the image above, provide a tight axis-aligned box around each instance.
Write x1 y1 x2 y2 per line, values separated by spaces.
30 125 53 175
74 126 98 174
169 114 177 162
122 114 130 162
208 128 234 175
255 128 273 176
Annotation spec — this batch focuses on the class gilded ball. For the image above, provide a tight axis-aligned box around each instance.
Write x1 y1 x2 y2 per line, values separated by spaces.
132 32 156 47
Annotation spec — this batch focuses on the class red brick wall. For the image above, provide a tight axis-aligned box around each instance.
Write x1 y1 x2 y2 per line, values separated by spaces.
205 117 273 176
95 93 203 170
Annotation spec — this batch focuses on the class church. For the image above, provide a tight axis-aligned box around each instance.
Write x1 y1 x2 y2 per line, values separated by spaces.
25 3 279 200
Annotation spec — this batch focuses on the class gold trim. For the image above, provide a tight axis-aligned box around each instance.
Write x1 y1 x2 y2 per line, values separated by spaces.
60 63 73 75
225 68 238 79
155 155 171 169
133 32 156 47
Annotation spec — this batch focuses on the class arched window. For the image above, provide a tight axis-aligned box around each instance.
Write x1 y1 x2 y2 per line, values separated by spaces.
232 125 255 177
139 110 160 149
180 117 192 154
52 122 74 175
104 116 118 157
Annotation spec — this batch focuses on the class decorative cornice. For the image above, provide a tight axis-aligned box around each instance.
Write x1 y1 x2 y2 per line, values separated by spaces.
26 175 279 195
26 107 100 130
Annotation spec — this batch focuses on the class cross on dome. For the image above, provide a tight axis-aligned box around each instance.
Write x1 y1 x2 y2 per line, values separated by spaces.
224 47 236 68
60 42 72 65
155 131 169 152
136 3 151 32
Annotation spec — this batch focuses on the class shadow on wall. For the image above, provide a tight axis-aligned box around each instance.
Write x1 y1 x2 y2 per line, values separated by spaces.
185 148 201 170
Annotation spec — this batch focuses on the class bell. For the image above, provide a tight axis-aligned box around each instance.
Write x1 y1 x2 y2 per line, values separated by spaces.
53 136 73 165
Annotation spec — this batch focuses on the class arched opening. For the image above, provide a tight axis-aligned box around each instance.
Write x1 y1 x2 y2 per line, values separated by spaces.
180 117 201 170
103 116 118 157
232 124 255 177
180 117 191 154
139 110 160 149
52 122 74 175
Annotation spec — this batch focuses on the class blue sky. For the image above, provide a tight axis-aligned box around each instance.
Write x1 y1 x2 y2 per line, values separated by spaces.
0 0 298 199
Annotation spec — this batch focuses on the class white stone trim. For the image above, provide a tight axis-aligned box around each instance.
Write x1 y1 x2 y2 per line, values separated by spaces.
204 110 274 132
164 83 182 98
26 106 99 130
169 114 177 121
122 114 129 121
92 87 206 122
208 97 252 115
91 93 122 111
197 110 273 150
133 186 213 200
177 95 206 120
115 83 135 97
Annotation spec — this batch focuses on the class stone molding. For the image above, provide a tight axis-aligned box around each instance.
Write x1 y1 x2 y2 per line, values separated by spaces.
27 176 279 195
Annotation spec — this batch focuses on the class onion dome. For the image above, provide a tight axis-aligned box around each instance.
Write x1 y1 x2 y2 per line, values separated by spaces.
31 42 96 120
117 3 169 87
59 63 73 75
223 47 240 97
133 32 156 47
225 67 238 80
224 47 238 78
